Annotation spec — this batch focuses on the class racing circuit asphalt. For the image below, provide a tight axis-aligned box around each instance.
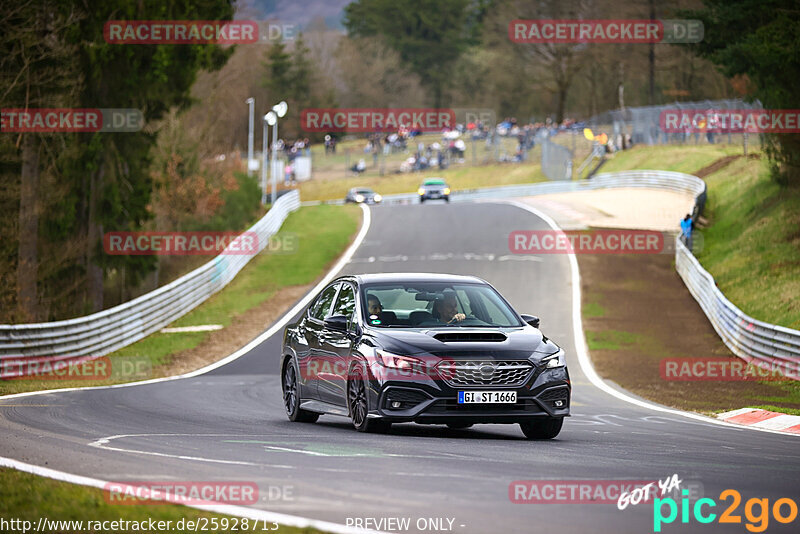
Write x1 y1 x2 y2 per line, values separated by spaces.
1 202 799 533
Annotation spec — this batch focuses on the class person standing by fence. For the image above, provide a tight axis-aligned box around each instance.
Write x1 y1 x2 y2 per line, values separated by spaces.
680 214 694 251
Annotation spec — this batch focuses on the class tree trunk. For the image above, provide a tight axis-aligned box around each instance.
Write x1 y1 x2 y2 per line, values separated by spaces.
556 85 567 124
17 133 40 321
87 164 104 312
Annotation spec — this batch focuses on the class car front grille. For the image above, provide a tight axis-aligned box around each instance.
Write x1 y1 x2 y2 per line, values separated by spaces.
437 360 534 387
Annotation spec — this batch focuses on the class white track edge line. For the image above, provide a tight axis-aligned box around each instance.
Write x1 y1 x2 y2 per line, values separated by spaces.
0 456 384 534
499 199 798 438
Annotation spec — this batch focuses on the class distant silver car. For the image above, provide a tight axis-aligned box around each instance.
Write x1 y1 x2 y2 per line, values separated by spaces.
418 178 450 203
345 187 382 204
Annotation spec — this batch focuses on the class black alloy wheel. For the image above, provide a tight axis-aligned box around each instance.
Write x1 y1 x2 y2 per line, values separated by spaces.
283 358 319 423
348 365 391 433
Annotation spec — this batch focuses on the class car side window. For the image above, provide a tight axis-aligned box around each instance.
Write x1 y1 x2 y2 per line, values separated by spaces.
311 284 339 321
331 284 356 322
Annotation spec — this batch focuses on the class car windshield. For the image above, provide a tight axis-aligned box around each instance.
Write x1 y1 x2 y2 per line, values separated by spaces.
424 179 445 186
356 189 373 194
362 282 522 328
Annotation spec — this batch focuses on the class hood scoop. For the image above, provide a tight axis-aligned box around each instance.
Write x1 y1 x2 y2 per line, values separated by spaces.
433 332 507 343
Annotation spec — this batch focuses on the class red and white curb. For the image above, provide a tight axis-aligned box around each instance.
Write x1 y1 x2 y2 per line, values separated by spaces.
717 408 800 434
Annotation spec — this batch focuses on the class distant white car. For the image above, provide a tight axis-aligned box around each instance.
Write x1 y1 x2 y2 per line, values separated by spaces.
345 187 382 204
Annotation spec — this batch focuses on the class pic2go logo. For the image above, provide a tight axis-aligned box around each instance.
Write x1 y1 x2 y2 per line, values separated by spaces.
653 489 798 532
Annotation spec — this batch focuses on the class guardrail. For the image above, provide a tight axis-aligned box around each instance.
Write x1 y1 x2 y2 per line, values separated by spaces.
302 170 708 209
675 238 800 375
0 191 301 377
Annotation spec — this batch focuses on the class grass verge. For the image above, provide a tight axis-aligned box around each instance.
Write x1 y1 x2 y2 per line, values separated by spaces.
695 156 800 328
0 468 322 534
0 204 361 396
297 159 548 201
599 144 743 174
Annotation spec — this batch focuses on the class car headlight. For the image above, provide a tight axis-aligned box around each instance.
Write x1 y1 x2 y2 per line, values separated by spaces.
376 351 424 371
373 194 382 202
355 194 365 203
540 348 566 369
418 188 426 195
443 187 451 195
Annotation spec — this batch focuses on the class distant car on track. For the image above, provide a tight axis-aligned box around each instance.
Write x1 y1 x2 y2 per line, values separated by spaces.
280 273 570 438
417 178 450 203
345 187 382 204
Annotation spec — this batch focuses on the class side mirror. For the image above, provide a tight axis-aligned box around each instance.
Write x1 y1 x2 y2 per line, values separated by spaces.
520 314 540 328
324 314 349 331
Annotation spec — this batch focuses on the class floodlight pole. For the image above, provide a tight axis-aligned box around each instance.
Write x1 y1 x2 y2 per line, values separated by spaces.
261 116 268 205
246 98 254 177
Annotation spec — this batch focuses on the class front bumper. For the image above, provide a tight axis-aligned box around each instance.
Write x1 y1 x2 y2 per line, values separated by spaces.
420 191 449 200
368 363 570 423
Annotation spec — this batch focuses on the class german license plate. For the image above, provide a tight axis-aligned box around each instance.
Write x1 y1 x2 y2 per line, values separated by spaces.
458 391 517 403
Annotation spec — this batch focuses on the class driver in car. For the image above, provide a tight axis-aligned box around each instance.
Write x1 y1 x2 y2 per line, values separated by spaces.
433 291 466 324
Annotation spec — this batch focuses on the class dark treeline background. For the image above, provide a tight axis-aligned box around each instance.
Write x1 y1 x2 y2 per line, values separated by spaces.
1 0 796 322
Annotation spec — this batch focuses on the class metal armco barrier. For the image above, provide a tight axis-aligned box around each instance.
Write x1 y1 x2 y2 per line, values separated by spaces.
0 191 301 377
675 239 800 376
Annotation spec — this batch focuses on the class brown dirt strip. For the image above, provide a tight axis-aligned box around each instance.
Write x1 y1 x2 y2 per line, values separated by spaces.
693 154 741 178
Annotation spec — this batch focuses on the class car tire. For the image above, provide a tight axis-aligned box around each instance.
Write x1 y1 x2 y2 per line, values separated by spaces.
420 198 425 204
348 364 391 433
446 422 473 429
445 197 450 203
282 358 319 423
519 418 563 439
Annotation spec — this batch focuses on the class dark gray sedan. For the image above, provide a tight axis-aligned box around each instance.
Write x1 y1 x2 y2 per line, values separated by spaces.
280 273 570 438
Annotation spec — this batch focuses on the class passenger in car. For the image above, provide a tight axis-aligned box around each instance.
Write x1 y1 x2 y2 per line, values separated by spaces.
367 295 397 325
367 295 383 316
